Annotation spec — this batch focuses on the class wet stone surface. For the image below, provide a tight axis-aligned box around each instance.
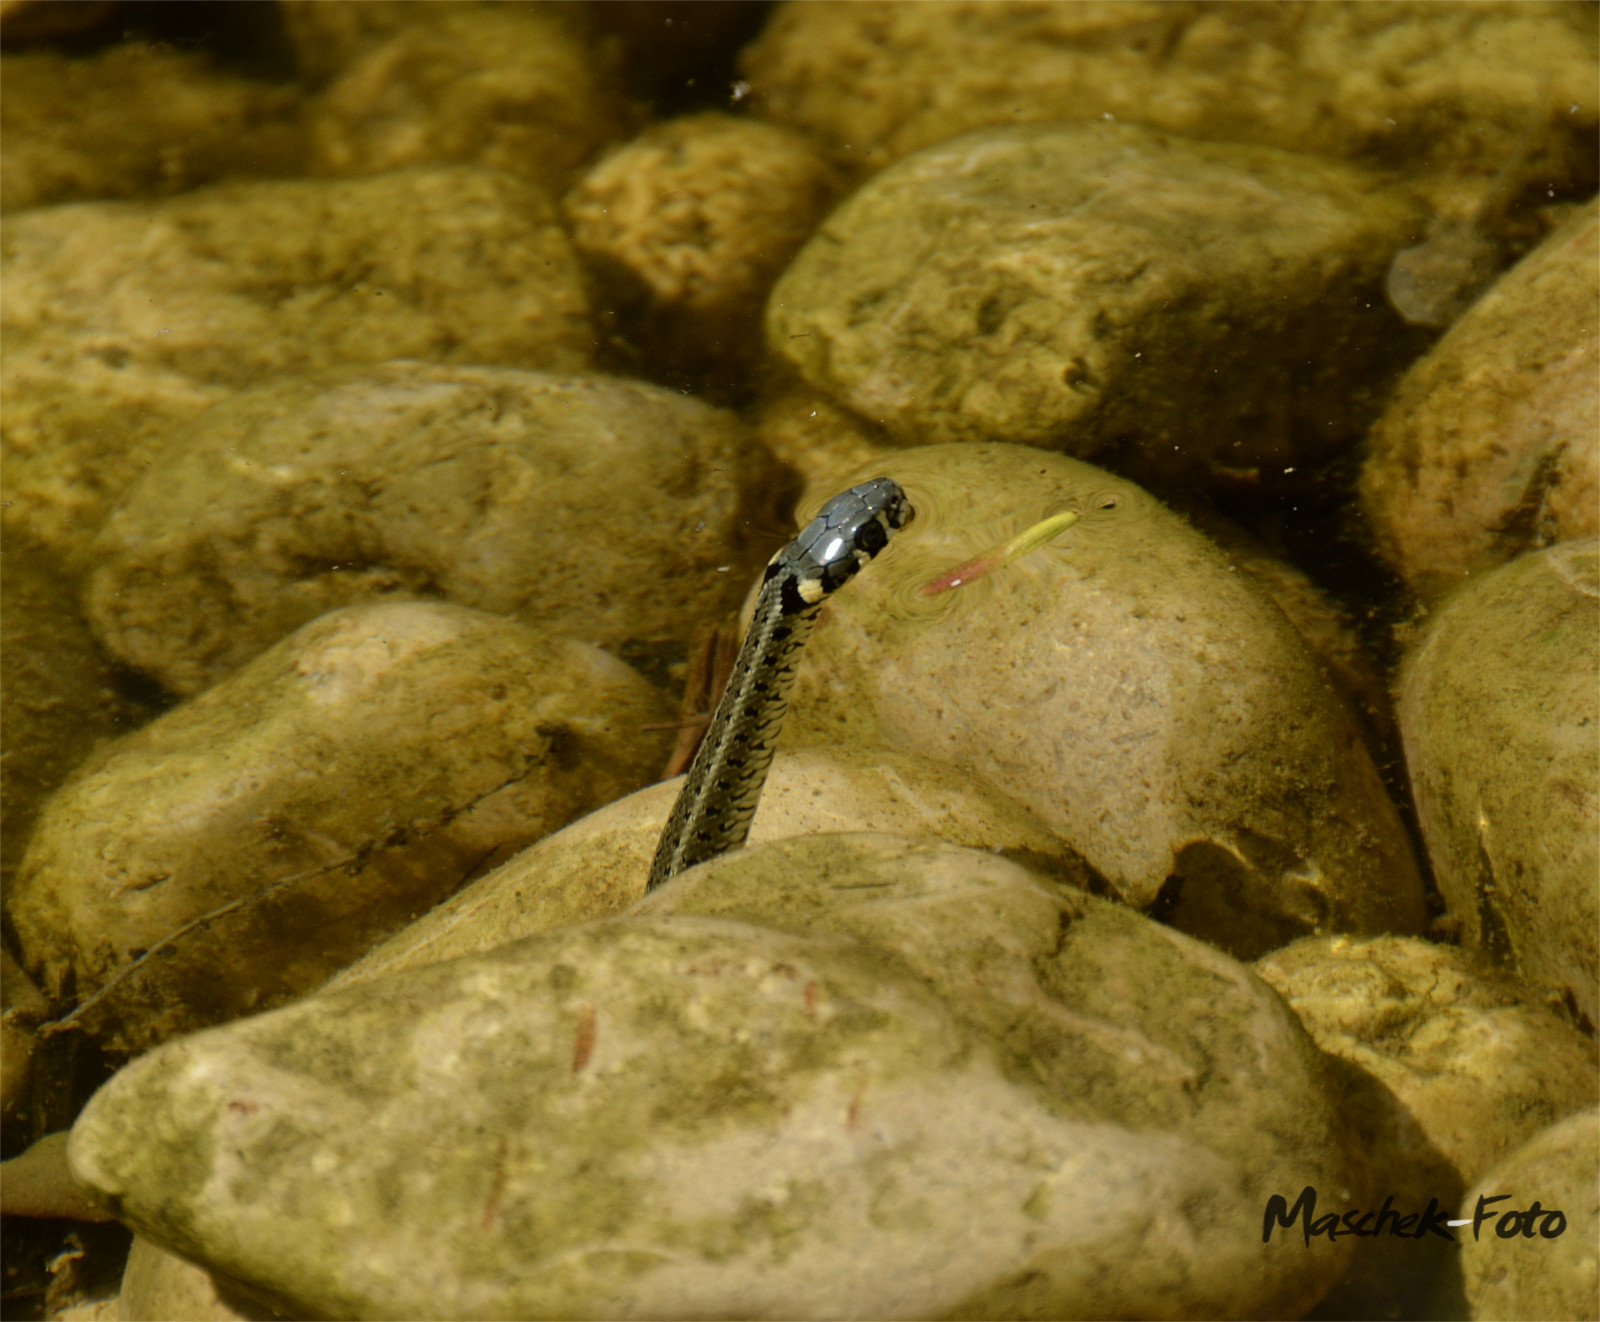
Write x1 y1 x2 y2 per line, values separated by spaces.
781 444 1426 959
768 120 1425 483
1 168 593 571
1256 934 1600 1320
1397 539 1600 1031
84 363 779 697
71 836 1359 1321
9 600 672 1054
0 6 1593 1319
1362 199 1600 601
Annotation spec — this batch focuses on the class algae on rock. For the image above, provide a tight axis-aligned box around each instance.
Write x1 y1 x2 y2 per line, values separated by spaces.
1 168 593 569
70 836 1360 1320
1397 539 1600 1028
10 600 672 1054
768 120 1424 482
1362 200 1600 600
84 364 780 696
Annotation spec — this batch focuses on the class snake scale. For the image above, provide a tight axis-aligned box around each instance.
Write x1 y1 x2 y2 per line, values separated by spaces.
646 477 911 891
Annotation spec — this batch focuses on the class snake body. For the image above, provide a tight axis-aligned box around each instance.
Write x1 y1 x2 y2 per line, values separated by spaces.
647 477 911 891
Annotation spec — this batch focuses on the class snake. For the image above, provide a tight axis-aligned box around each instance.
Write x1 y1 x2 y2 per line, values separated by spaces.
646 477 911 891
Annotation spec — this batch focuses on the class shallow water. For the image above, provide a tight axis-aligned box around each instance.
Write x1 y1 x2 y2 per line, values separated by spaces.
2 3 1596 1320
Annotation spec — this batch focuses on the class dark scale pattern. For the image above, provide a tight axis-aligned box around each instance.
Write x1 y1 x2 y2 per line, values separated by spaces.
647 478 910 890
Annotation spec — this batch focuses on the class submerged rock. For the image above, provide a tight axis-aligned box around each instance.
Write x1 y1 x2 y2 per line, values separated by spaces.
9 600 671 1053
0 545 143 889
84 363 779 696
117 1238 267 1322
1363 199 1600 600
565 112 843 386
782 444 1426 959
338 744 1094 986
1 168 592 569
1397 539 1600 1029
768 120 1422 481
741 1 1598 191
0 44 303 212
1257 934 1600 1320
307 4 627 194
1457 1108 1599 1322
70 835 1359 1319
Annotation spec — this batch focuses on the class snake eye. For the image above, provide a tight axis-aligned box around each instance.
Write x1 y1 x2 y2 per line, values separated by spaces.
855 518 888 556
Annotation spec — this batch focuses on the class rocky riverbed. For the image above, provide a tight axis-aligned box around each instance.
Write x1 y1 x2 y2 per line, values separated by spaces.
2 4 1595 1319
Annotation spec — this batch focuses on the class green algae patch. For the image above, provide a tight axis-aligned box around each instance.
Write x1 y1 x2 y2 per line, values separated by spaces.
75 834 1362 1318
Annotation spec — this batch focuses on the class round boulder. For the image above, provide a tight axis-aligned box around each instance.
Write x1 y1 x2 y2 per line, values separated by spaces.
1362 200 1599 600
1397 539 1600 1028
783 444 1426 959
84 363 780 695
768 121 1422 480
69 835 1360 1319
740 2 1597 191
1256 934 1599 1320
340 743 1094 985
1 168 593 569
565 112 843 384
1458 1108 1599 1322
9 599 671 1053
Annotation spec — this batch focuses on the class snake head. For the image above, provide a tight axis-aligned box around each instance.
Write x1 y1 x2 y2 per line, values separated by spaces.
764 477 911 607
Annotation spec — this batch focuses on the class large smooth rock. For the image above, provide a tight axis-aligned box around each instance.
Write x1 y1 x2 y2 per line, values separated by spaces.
84 363 779 695
782 444 1426 959
1 168 592 568
70 836 1360 1319
9 600 671 1053
768 121 1423 479
1363 200 1599 600
1397 540 1600 1028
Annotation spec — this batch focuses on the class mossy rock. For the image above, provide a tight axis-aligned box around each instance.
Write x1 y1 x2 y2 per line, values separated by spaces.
71 835 1359 1319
